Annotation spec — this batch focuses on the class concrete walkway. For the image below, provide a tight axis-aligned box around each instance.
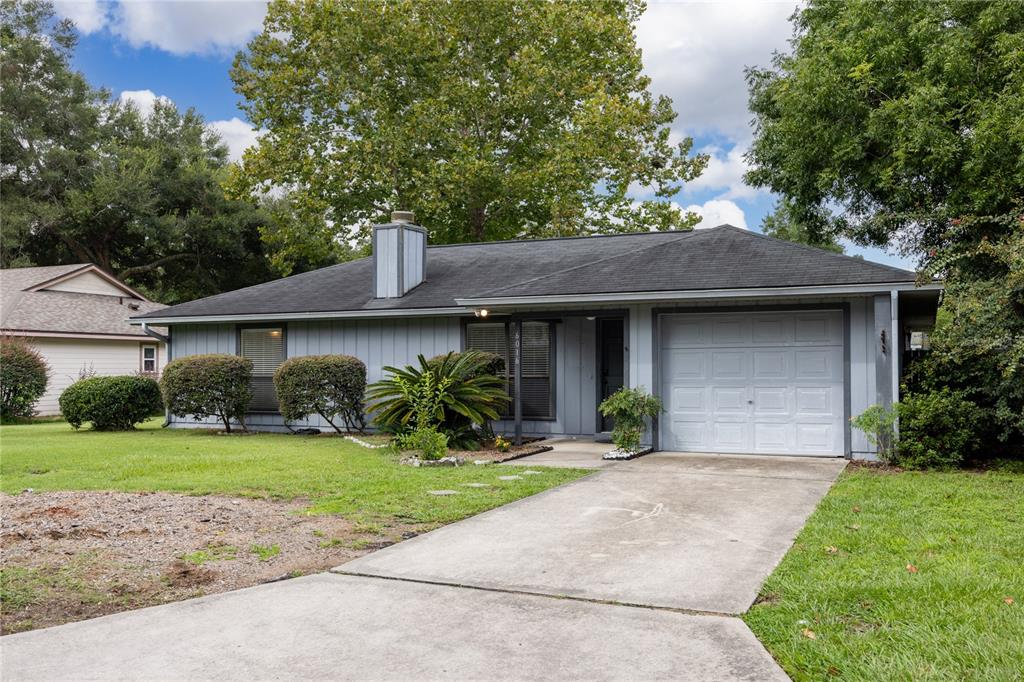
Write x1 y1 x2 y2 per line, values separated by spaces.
2 452 846 681
340 451 847 614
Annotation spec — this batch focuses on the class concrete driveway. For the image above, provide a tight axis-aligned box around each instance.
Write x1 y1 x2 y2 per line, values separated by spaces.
340 451 848 613
2 452 845 681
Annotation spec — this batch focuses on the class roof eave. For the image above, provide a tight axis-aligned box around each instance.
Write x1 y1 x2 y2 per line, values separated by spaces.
129 305 475 325
455 281 942 308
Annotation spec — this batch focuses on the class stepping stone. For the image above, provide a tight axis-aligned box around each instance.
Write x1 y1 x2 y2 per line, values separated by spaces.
427 490 459 496
461 483 492 488
521 470 543 476
497 475 522 481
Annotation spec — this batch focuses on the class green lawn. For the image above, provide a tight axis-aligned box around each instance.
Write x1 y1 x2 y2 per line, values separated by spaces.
0 420 588 524
744 466 1024 681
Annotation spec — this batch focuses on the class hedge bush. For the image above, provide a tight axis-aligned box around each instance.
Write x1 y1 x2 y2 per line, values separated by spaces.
59 376 163 430
897 389 981 469
598 386 662 454
0 337 49 420
273 354 367 433
161 354 252 432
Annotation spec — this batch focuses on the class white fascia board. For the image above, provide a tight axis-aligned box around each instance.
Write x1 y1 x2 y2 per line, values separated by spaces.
455 282 942 307
129 306 474 325
1 329 153 341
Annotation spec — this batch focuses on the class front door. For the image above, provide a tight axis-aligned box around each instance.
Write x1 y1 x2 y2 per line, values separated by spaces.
598 318 625 432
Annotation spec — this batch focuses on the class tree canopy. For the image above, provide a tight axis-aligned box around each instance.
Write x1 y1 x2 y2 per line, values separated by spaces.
0 0 288 303
230 0 707 253
745 0 1023 262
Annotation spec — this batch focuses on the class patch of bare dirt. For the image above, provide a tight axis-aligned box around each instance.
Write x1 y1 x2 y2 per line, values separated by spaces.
0 491 424 634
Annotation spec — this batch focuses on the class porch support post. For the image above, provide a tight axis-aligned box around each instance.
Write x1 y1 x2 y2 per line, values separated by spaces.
512 318 523 446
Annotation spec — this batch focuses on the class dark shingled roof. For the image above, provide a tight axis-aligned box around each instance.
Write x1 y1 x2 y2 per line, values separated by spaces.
135 225 916 320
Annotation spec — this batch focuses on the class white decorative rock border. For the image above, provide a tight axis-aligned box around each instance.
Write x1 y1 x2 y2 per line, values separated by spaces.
344 435 390 450
603 447 653 461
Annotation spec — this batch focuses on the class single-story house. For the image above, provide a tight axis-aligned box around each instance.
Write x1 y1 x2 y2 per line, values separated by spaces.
1 263 168 415
132 213 941 459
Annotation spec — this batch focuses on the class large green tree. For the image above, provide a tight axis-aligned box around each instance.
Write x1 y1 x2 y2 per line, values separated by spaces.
230 0 707 252
745 0 1023 259
760 198 843 253
0 0 284 303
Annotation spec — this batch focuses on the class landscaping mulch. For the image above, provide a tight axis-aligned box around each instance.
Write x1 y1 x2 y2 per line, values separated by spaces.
449 440 552 464
0 491 423 635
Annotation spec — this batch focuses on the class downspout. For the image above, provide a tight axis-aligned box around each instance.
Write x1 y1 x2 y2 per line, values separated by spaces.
142 323 172 427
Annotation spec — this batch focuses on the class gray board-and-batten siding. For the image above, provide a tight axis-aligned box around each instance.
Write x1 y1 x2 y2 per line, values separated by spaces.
164 294 888 457
166 315 600 437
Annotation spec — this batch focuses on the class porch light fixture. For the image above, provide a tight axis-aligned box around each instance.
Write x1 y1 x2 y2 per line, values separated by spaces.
474 309 489 318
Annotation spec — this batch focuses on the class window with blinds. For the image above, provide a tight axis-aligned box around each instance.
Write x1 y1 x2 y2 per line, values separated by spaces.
466 321 554 419
240 327 285 412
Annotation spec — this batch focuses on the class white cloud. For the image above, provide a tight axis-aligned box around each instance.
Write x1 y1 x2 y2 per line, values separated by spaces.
54 1 268 55
685 144 760 200
684 198 748 229
119 89 171 117
208 117 261 162
54 0 109 34
635 1 796 139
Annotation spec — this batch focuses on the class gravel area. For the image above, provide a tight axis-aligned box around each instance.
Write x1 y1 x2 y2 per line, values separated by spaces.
0 491 421 634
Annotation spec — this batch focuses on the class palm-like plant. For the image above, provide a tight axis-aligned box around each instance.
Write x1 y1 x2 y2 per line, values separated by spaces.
367 351 509 447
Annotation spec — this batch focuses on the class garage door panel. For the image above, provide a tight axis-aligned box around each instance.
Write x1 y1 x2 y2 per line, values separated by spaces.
671 386 705 412
713 422 747 449
670 421 707 449
753 387 787 413
752 317 789 344
711 352 745 378
661 311 844 456
795 387 834 415
712 387 747 412
752 351 788 378
666 350 705 379
754 423 789 451
712 319 748 345
794 350 840 379
795 424 834 452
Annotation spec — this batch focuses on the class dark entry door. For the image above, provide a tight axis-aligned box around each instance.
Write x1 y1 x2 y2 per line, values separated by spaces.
598 318 625 432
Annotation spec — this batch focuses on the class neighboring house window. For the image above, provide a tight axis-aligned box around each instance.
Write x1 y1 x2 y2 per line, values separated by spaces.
239 326 286 412
466 320 554 419
141 344 158 374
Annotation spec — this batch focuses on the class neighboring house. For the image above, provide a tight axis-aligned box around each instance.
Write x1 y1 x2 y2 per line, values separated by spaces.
133 214 941 459
1 264 168 415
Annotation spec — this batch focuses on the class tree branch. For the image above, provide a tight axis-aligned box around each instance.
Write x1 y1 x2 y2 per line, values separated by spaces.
117 253 192 279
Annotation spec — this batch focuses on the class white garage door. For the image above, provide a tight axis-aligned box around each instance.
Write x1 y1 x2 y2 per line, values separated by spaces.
660 311 845 456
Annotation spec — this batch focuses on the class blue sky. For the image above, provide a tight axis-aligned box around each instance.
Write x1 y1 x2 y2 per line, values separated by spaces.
54 0 914 269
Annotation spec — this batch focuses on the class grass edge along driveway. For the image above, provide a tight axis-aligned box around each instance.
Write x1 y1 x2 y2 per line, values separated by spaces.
0 420 589 524
744 465 1024 681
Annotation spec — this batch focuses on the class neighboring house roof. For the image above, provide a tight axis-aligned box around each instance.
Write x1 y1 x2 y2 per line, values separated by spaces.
134 225 920 321
1 264 166 338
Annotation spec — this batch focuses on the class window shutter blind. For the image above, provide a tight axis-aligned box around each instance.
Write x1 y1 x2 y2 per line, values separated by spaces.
519 322 552 418
465 321 553 419
240 328 285 411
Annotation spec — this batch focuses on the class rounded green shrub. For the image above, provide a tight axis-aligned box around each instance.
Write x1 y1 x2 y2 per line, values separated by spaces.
161 354 252 432
897 389 980 469
273 354 367 432
599 386 662 454
0 337 49 420
59 375 163 430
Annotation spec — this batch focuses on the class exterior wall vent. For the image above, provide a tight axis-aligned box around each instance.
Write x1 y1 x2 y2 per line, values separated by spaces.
373 212 427 298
